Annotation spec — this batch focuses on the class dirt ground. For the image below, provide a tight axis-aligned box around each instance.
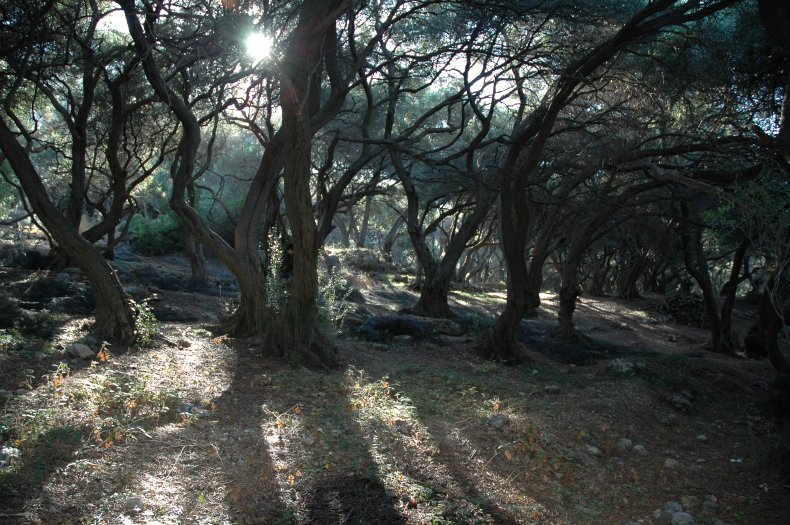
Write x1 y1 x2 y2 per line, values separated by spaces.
1 251 788 524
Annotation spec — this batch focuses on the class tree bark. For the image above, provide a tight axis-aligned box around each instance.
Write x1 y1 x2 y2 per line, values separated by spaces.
185 183 209 285
277 0 345 368
558 251 584 339
758 0 790 163
681 204 739 354
0 116 136 343
383 214 405 256
478 0 739 363
356 194 373 248
616 252 647 299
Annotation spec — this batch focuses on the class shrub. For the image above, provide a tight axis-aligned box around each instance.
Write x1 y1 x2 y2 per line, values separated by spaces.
129 210 183 255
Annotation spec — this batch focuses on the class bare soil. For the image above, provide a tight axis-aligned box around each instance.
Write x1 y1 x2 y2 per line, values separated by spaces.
0 252 788 524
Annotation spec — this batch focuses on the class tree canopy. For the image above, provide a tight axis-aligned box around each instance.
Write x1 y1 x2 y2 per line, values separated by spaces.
0 0 788 369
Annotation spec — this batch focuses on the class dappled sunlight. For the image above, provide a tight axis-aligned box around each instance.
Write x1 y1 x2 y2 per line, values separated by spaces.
342 365 561 523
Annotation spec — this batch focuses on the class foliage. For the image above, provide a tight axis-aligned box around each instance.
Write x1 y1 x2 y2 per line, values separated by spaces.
0 169 18 222
0 327 57 358
317 260 354 328
132 300 159 348
129 210 184 256
711 170 790 309
264 228 288 313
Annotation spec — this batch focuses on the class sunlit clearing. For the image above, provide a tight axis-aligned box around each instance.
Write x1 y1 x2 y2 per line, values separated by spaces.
246 32 273 61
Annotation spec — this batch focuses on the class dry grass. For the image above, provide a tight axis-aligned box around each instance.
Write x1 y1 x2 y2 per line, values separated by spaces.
1 269 788 524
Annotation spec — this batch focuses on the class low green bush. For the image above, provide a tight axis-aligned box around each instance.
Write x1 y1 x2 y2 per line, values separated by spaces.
129 210 183 255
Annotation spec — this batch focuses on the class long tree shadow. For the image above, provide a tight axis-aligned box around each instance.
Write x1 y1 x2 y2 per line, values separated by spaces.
0 333 291 523
343 343 571 524
227 343 406 524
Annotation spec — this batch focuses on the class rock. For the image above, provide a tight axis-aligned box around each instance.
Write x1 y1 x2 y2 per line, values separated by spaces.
0 389 12 398
0 296 21 329
68 343 95 360
664 458 681 469
113 243 140 262
695 434 708 443
671 512 695 525
176 339 191 348
81 335 99 347
356 314 431 342
385 488 398 498
680 495 699 510
345 249 384 272
123 284 152 299
543 385 561 395
585 444 603 457
665 393 692 412
701 495 718 514
608 358 636 375
301 436 315 446
633 444 648 456
48 295 95 314
123 496 145 515
151 304 199 322
657 412 678 425
617 438 633 451
0 446 21 467
664 501 684 514
23 274 87 301
12 249 55 270
574 504 601 517
178 405 210 418
15 308 56 336
488 415 510 430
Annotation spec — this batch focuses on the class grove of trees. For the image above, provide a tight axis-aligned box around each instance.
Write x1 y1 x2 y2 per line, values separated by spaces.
1 0 788 371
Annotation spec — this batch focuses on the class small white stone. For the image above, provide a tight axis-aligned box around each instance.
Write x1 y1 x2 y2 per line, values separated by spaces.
671 512 696 525
617 438 633 451
68 343 94 359
664 458 681 469
585 444 603 457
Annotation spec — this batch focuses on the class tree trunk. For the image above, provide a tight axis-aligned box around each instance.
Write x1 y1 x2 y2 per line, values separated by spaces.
383 214 405 256
681 204 738 354
558 256 582 338
185 183 209 285
334 215 351 247
356 194 373 248
185 231 209 285
119 0 282 339
720 241 748 343
589 249 612 296
0 117 136 343
413 271 453 318
275 0 344 368
758 0 790 163
558 283 581 338
616 253 646 299
478 188 529 363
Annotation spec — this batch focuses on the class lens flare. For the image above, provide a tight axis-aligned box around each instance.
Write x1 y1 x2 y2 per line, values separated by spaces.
246 32 273 61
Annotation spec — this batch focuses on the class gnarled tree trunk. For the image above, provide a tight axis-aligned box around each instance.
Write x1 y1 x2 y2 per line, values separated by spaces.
0 117 136 343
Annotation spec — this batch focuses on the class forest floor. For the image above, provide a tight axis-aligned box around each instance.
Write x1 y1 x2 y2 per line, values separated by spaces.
0 247 789 524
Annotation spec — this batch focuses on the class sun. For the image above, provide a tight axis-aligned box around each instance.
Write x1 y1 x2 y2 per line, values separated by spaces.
246 32 273 61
